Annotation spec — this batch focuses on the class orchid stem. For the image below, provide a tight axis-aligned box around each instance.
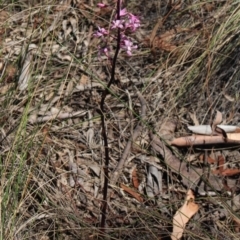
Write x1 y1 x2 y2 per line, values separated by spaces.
99 0 121 234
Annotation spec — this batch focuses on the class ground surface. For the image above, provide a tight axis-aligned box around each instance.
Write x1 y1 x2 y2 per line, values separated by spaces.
1 0 240 239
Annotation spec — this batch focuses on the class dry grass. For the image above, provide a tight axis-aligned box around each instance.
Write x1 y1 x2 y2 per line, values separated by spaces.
1 0 240 239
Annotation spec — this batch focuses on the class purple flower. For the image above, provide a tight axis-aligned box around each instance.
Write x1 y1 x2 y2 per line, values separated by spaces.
121 39 137 56
97 46 110 60
111 19 124 29
126 14 140 31
103 47 109 56
93 2 140 58
94 26 109 37
119 8 128 16
97 3 107 8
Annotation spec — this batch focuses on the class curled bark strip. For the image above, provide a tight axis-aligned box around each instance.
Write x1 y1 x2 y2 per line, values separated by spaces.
188 125 239 135
111 91 146 186
171 133 240 147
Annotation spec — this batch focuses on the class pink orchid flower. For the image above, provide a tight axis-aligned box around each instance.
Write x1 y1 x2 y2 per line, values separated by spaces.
97 3 107 8
94 26 109 37
93 2 140 58
119 8 128 16
111 19 124 29
122 39 137 56
126 14 140 31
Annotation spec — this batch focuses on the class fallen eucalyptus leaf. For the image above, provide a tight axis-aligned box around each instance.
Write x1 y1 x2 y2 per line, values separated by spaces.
211 110 224 137
30 110 87 123
188 112 199 126
146 170 154 198
69 174 75 187
89 165 100 177
120 183 144 202
171 189 199 240
18 52 33 91
213 110 222 127
147 165 162 197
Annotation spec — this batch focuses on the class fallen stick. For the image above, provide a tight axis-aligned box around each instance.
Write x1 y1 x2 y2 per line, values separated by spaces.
171 133 240 147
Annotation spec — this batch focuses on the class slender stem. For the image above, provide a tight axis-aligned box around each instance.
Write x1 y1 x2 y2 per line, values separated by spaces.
100 0 121 233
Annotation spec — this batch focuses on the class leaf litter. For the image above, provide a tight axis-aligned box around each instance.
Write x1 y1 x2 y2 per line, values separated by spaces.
1 1 240 239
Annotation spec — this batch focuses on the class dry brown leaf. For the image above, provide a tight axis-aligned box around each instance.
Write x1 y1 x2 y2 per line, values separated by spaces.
232 214 240 232
223 93 235 102
226 111 235 123
221 169 240 177
132 167 140 189
152 37 177 52
171 189 199 240
212 168 240 177
18 51 33 91
152 27 192 52
54 0 71 12
0 10 9 22
203 3 215 12
152 29 177 51
218 155 225 173
159 120 176 140
41 126 52 143
207 156 216 164
80 74 89 85
5 64 17 83
0 83 13 94
120 183 143 203
160 29 177 41
211 155 240 177
199 154 216 164
215 110 223 123
171 1 182 10
149 18 163 46
30 110 87 123
211 110 222 132
189 112 199 126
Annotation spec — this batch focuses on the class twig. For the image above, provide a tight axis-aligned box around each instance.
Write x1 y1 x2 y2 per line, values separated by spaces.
111 90 147 186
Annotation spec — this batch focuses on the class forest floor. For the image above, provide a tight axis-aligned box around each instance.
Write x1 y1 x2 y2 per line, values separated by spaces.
1 0 240 239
